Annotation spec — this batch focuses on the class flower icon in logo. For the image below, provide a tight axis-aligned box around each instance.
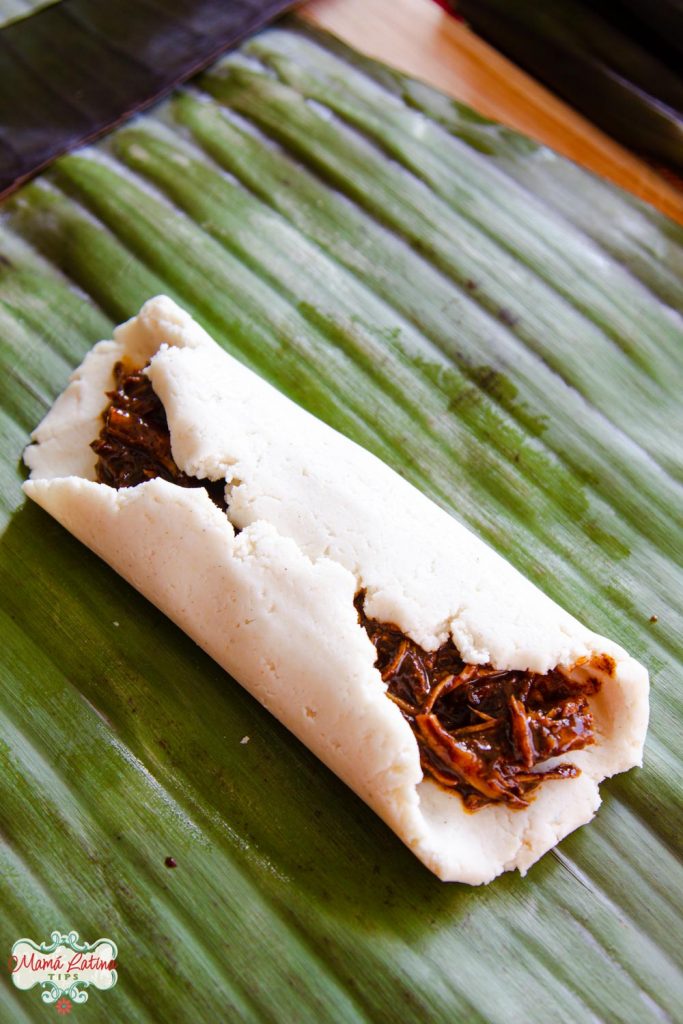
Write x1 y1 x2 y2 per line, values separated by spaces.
56 997 72 1015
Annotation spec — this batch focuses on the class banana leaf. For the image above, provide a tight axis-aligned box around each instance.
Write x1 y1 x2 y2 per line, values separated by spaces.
0 0 295 198
1 17 682 1023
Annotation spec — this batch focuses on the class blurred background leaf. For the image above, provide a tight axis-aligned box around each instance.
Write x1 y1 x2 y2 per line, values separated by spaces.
444 0 683 177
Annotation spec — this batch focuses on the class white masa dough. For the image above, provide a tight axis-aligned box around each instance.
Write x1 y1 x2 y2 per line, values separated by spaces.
23 296 649 884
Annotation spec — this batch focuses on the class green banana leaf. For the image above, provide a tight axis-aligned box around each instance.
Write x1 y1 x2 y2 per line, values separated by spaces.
1 17 682 1023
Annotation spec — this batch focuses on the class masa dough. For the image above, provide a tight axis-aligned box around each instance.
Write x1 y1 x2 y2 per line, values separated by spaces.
24 296 649 884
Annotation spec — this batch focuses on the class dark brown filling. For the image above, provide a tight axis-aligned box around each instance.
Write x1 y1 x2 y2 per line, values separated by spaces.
91 361 227 510
356 595 604 811
92 364 603 813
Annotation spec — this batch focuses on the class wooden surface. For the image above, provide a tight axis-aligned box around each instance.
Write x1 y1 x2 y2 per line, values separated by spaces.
301 0 683 225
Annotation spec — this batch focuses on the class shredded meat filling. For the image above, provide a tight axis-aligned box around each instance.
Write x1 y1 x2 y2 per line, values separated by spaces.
355 594 602 811
91 362 227 510
92 364 602 814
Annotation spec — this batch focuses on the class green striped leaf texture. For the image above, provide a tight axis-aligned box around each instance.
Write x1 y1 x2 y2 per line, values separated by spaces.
1 19 681 1023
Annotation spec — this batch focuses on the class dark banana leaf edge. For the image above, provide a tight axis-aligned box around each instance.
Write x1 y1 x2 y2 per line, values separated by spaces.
0 0 295 198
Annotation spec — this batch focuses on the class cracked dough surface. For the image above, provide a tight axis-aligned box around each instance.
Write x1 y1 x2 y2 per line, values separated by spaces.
23 296 649 884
